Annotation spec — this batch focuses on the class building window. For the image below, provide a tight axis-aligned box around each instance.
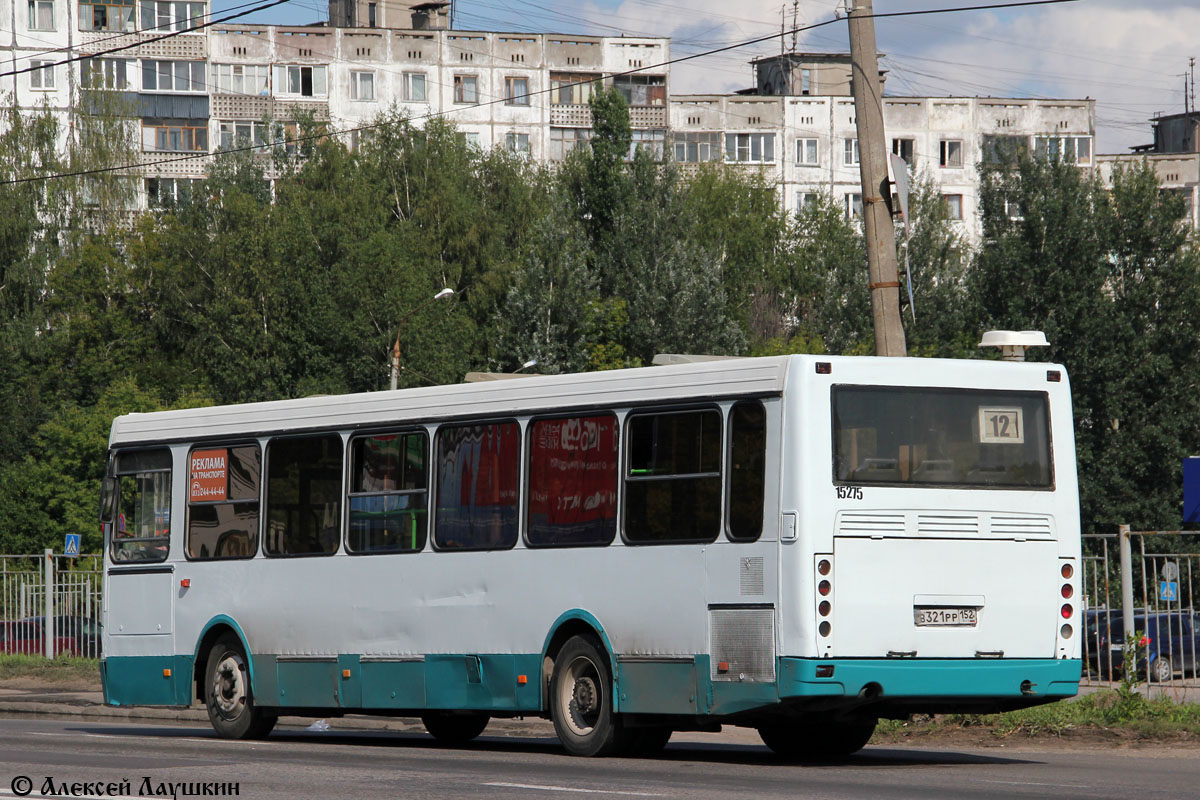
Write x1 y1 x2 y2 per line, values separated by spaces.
29 60 55 89
350 70 375 101
725 132 775 163
527 416 618 548
140 1 204 32
505 76 529 105
403 71 426 102
624 409 721 544
674 131 721 163
629 129 665 160
550 72 597 105
892 137 914 167
347 432 428 554
982 134 1028 165
212 63 269 95
367 1 376 27
613 74 665 106
110 449 172 563
1033 135 1091 165
141 60 205 92
940 139 963 168
843 137 860 166
845 192 863 219
82 57 133 89
727 401 766 542
185 444 260 560
217 120 268 150
460 131 481 148
79 0 136 31
274 64 328 98
505 132 531 155
453 74 478 104
434 422 520 551
550 127 590 160
147 176 200 206
796 191 819 211
28 0 54 30
264 434 343 557
943 193 964 220
796 137 818 166
141 118 208 152
800 68 811 95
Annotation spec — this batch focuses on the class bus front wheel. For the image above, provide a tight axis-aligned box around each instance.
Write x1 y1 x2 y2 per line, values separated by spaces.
550 636 630 756
758 715 875 761
204 634 276 740
421 713 490 744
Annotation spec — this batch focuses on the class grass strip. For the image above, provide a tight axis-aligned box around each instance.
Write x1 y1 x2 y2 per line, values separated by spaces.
0 654 101 684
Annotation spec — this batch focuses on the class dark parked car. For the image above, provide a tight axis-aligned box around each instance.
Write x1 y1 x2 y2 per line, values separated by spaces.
1085 609 1198 682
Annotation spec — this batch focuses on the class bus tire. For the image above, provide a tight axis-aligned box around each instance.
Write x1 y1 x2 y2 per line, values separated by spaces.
550 635 630 757
758 716 875 761
204 634 276 740
420 713 490 745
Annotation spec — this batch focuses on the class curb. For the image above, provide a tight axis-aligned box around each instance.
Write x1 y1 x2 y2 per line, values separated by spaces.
0 698 560 737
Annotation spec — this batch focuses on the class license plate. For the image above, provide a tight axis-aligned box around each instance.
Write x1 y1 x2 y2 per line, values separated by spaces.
914 607 978 627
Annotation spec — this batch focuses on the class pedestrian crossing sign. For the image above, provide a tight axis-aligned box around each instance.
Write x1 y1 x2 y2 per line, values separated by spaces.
64 533 80 557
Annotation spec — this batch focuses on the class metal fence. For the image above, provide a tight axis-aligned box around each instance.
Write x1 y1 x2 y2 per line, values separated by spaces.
0 551 102 659
1081 529 1200 688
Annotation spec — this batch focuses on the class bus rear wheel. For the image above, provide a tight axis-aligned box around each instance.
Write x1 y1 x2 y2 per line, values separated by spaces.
204 634 276 740
550 636 631 757
420 713 490 745
758 715 875 761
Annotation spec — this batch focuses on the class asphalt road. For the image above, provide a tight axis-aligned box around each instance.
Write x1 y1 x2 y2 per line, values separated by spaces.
0 715 1196 800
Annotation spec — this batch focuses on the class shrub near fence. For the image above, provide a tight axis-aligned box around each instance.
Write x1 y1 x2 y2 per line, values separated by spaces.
0 552 103 659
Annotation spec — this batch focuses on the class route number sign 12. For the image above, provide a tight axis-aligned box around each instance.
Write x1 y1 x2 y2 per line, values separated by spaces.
978 407 1024 444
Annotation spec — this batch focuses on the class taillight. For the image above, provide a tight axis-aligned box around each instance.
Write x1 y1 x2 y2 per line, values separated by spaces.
817 559 831 576
816 556 833 638
1061 604 1073 619
818 601 831 616
818 580 831 596
1061 584 1073 599
1061 563 1074 579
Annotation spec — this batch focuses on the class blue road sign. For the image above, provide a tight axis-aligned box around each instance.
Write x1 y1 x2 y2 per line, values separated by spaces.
1160 581 1178 602
64 533 80 557
1185 457 1200 523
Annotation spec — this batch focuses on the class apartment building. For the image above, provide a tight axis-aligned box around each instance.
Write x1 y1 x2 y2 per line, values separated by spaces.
0 0 669 207
1096 111 1200 229
2 3 1096 237
670 53 1096 242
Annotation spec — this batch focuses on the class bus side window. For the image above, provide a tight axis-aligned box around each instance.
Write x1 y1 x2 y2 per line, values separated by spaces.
526 415 618 548
186 444 261 560
434 421 519 551
264 434 343 557
347 431 429 554
727 400 766 542
110 448 173 563
624 408 722 544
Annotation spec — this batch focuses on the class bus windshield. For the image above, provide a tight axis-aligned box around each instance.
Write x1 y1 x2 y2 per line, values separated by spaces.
833 386 1052 488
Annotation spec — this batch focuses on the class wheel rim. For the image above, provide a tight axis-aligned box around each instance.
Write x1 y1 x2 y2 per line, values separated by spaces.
1155 658 1171 682
210 650 248 720
558 654 604 736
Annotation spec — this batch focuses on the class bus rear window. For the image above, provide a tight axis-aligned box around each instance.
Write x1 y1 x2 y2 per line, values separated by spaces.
832 386 1052 488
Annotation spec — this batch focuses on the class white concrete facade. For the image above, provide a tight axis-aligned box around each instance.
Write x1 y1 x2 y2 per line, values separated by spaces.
670 92 1095 243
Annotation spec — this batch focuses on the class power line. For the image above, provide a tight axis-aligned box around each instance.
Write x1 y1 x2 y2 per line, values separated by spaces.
0 0 1085 186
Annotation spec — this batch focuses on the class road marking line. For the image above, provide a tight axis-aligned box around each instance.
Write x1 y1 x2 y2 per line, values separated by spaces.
484 782 667 797
981 780 1093 788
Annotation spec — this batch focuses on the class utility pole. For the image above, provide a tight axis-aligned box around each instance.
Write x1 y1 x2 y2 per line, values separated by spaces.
847 0 906 357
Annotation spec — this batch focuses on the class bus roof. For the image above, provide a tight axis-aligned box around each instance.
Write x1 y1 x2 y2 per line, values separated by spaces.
109 355 795 446
108 354 1068 447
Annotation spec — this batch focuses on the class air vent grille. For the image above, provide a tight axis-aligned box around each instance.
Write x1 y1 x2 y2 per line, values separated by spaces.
709 607 775 682
837 512 906 536
917 514 980 536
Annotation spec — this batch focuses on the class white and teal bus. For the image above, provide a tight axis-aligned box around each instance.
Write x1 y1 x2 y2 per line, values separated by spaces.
100 353 1082 758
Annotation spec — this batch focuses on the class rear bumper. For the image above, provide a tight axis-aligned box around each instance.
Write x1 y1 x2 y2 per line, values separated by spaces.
779 657 1081 700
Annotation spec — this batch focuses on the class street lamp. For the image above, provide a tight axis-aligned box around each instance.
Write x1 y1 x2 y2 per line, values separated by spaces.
390 287 454 390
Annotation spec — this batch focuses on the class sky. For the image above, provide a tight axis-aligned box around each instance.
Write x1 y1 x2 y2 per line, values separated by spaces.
215 0 1200 154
